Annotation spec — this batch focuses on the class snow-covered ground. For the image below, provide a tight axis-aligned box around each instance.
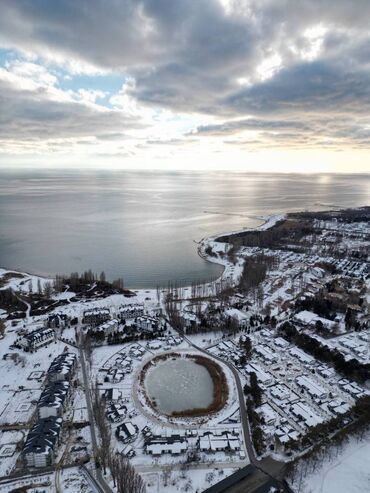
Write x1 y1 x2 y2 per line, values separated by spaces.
0 209 369 492
143 465 239 493
290 429 370 493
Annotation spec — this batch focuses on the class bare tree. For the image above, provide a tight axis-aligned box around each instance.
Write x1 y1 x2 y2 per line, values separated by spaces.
43 281 53 299
116 457 146 493
0 319 5 337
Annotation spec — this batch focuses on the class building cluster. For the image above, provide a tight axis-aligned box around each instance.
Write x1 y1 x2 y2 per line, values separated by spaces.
143 428 242 457
210 327 367 450
100 335 183 384
323 330 370 363
83 303 166 340
22 352 77 468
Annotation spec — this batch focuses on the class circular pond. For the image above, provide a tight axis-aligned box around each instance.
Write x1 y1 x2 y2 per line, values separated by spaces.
139 353 229 419
145 357 214 415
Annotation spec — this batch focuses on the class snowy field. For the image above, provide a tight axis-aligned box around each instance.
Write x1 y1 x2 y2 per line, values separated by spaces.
291 429 370 493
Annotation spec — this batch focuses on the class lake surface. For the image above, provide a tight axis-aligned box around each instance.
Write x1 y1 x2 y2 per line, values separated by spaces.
0 169 369 287
145 358 214 414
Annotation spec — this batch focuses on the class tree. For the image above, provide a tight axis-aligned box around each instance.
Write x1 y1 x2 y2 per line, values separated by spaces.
43 281 53 299
243 337 252 358
112 278 124 290
99 271 106 283
116 457 146 493
249 372 262 407
0 319 5 337
53 274 65 292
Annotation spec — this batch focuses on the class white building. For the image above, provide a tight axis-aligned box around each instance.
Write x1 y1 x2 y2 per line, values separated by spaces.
17 327 55 352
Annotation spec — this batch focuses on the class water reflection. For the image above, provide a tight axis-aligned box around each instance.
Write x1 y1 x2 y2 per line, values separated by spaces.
0 170 368 287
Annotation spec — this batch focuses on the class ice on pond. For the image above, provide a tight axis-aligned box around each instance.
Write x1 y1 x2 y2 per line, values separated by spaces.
145 358 214 414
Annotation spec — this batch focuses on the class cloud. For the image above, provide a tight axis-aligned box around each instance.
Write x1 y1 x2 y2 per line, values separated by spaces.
0 65 141 145
1 0 370 157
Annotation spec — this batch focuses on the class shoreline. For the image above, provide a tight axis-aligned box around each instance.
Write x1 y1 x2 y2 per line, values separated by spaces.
1 206 367 294
0 213 281 293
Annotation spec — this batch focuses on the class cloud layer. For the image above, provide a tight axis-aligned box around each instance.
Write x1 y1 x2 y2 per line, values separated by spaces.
1 0 370 166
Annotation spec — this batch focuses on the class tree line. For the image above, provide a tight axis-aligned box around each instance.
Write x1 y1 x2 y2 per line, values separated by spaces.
53 270 125 292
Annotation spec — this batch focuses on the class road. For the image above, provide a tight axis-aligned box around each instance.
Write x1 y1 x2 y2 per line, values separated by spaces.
78 344 113 493
80 464 107 493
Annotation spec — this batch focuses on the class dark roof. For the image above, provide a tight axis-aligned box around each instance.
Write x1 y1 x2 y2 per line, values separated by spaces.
202 467 283 493
145 434 186 445
202 465 256 493
38 381 69 409
47 352 76 379
25 327 54 343
23 417 62 455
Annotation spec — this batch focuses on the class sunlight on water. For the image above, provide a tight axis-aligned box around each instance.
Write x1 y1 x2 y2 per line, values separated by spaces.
0 170 368 287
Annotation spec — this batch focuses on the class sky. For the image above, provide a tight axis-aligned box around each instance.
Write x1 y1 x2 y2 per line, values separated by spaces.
0 0 370 173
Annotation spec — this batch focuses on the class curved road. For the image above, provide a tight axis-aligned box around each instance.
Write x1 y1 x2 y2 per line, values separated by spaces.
170 324 287 483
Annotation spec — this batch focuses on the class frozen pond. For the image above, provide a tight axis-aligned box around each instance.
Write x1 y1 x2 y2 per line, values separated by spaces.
145 358 214 414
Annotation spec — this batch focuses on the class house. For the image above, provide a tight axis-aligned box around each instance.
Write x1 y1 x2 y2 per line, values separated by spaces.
46 314 68 329
275 425 300 447
245 363 273 386
289 347 316 366
295 375 328 400
94 319 119 335
340 381 365 398
254 345 276 363
38 381 71 419
145 435 188 456
47 352 77 382
17 327 55 352
106 403 127 422
104 388 122 403
258 403 278 426
326 399 351 415
273 337 290 349
83 308 111 327
294 310 336 331
290 401 324 428
134 316 164 333
22 417 62 468
198 431 240 453
116 422 138 443
269 384 299 404
119 304 144 321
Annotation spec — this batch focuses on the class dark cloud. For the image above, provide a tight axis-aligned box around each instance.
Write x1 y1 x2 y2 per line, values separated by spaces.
224 61 370 116
1 0 370 149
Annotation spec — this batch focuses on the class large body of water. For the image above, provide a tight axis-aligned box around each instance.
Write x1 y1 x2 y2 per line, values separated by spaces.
145 358 214 414
0 169 369 287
